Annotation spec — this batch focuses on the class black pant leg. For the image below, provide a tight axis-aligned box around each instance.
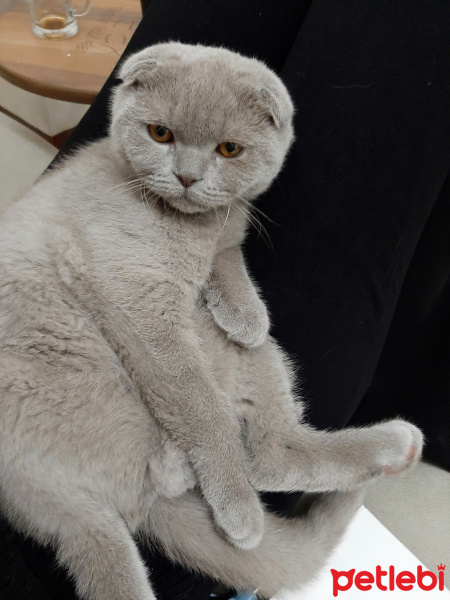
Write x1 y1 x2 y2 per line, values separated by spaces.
352 172 450 470
246 0 450 434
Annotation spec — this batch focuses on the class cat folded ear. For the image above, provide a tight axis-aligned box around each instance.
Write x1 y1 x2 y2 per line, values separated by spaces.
118 49 159 87
257 86 294 129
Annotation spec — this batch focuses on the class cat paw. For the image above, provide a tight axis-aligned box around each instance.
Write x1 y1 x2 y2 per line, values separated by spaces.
213 487 265 550
369 420 423 478
207 296 269 348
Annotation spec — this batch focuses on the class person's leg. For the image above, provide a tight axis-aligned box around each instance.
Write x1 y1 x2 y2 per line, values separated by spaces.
246 0 450 435
352 172 450 470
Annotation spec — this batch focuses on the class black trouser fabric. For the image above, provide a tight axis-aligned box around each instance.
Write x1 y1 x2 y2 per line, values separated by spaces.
1 1 450 599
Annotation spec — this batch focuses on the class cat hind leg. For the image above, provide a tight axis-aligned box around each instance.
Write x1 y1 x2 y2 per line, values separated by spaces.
0 475 156 600
245 417 423 493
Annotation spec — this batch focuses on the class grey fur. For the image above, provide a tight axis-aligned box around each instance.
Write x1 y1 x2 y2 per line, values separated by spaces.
0 43 422 600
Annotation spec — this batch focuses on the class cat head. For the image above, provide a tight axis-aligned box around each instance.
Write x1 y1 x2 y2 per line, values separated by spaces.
111 42 294 214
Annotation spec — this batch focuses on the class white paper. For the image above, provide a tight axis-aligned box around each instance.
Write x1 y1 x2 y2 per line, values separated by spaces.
273 506 449 600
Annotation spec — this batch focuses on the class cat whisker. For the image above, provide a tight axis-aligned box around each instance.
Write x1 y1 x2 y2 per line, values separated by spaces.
148 191 162 210
108 178 143 193
220 203 231 231
233 195 275 250
232 201 273 251
109 183 146 201
213 206 221 228
111 184 144 197
139 181 152 212
252 215 273 251
235 195 278 227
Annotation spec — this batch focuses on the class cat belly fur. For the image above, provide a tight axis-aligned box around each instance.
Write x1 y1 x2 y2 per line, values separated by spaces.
0 280 290 536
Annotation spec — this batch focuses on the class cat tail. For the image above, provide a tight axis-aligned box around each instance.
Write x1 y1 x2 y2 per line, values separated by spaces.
145 488 363 597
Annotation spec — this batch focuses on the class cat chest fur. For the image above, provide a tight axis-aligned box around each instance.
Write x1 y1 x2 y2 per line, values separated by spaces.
84 197 228 331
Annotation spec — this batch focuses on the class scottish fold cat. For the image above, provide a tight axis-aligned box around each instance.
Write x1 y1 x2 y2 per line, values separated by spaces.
0 43 422 600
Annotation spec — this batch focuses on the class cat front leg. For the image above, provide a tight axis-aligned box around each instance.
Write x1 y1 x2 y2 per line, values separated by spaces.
205 246 269 348
108 320 265 549
0 459 156 600
140 319 264 550
58 252 265 550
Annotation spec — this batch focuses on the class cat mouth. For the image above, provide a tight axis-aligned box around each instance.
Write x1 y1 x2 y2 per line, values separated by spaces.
163 189 219 214
142 180 230 215
139 183 206 214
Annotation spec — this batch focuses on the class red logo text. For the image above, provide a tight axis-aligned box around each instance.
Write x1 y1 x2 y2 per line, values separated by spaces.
331 564 446 597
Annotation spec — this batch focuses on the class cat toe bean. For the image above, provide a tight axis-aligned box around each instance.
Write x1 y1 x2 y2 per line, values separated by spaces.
374 420 424 476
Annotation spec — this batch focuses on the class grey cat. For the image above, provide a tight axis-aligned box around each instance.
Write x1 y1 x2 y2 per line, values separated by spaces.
0 43 423 600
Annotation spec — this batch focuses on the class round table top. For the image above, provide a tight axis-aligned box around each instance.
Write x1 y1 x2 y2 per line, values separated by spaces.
0 0 141 104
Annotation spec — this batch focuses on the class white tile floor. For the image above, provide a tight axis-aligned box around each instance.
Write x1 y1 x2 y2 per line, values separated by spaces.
0 111 57 212
1 90 449 594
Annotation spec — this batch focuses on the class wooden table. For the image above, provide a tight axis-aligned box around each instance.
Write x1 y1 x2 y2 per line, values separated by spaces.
0 0 141 147
0 0 142 104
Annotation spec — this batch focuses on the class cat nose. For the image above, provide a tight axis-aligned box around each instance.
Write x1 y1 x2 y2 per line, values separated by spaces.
174 173 199 188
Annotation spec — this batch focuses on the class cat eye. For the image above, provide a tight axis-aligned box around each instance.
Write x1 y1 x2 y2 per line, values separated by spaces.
148 124 174 143
217 142 243 158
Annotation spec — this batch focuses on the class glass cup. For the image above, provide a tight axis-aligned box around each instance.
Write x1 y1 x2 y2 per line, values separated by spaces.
29 0 93 40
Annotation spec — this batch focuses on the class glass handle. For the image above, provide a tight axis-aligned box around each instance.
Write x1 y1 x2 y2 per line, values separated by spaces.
72 0 93 17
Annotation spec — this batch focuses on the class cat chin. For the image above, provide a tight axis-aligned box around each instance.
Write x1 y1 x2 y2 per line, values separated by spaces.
162 191 229 215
